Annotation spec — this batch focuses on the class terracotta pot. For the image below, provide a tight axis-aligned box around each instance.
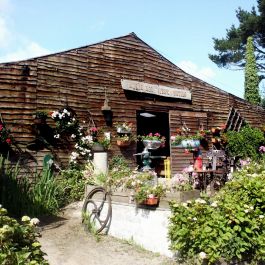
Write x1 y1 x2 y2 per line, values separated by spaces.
117 140 131 147
143 197 159 206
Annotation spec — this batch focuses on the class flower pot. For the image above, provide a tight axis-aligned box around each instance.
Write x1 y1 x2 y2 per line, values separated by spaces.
117 140 131 147
178 139 200 148
143 197 159 206
117 127 131 134
143 140 161 150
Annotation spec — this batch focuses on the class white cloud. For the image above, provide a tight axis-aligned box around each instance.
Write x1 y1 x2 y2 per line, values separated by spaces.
178 60 216 82
0 41 50 62
0 16 11 47
0 0 50 63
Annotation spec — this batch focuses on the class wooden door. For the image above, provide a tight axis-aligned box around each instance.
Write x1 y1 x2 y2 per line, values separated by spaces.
169 110 208 175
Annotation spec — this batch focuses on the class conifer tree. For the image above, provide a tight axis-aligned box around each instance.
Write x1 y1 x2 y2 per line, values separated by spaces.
244 36 261 104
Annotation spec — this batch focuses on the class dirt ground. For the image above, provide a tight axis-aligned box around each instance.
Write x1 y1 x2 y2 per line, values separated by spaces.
39 202 177 265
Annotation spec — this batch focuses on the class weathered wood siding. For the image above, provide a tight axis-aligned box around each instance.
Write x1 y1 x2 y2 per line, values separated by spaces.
0 33 264 173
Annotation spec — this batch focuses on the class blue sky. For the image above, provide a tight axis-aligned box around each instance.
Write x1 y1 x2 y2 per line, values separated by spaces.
0 0 258 98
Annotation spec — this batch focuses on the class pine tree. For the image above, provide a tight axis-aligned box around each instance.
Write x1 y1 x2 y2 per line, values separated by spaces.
244 36 261 105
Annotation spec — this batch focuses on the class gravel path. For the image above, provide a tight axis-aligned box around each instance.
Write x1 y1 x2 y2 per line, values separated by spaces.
39 202 176 265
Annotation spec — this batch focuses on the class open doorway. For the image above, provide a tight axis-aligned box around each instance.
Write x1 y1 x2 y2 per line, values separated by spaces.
136 111 170 176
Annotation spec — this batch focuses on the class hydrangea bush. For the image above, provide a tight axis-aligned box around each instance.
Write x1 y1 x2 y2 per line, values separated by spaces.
0 207 48 264
168 158 265 264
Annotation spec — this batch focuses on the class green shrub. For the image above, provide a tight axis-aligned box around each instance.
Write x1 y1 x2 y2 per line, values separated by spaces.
31 168 59 216
225 126 264 160
168 158 265 264
56 168 86 207
0 207 48 264
0 156 59 217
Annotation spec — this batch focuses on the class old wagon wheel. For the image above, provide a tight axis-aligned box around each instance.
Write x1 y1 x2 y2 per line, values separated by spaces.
82 186 112 234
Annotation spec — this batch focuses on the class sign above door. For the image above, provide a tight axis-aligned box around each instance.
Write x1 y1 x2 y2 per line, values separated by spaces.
121 79 192 100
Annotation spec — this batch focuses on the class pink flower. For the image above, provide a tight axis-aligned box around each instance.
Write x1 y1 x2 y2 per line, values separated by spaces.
259 146 265 153
154 133 160 137
6 138 11 144
0 125 2 131
90 127 98 132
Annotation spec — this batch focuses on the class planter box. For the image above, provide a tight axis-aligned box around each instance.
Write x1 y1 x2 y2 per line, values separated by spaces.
85 185 200 208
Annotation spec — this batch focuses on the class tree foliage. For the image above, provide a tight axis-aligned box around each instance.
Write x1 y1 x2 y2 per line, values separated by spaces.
244 36 261 104
209 0 265 80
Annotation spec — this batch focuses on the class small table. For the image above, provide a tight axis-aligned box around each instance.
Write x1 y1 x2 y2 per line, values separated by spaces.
189 169 217 192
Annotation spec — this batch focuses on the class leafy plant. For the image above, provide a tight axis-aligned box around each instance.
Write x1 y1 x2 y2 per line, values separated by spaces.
0 121 13 145
35 110 48 120
0 207 48 264
56 168 86 207
168 157 265 264
224 125 264 160
31 167 59 216
0 156 60 217
134 184 166 203
114 121 133 133
51 108 79 136
138 132 165 143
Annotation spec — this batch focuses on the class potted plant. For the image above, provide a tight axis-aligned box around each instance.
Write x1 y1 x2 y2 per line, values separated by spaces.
171 127 204 149
34 111 48 124
138 132 166 150
115 121 133 134
134 184 166 206
116 134 132 147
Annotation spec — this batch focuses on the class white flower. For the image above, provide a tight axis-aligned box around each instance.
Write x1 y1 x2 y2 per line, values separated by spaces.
193 217 197 221
244 209 249 213
0 204 2 208
72 118 76 121
259 215 264 219
71 134 76 139
211 201 218 208
21 216 31 222
249 206 254 210
30 218 40 226
63 109 68 114
199 252 207 259
54 134 60 139
182 202 188 208
195 198 206 204
83 121 86 123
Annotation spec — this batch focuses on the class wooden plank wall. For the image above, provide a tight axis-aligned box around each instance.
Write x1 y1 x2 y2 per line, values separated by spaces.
0 33 264 171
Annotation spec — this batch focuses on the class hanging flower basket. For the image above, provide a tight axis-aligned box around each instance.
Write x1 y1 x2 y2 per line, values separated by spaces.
117 127 131 134
143 140 161 150
174 139 200 148
117 139 131 147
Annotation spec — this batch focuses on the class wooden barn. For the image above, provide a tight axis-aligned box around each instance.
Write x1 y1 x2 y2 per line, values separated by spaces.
0 32 264 175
